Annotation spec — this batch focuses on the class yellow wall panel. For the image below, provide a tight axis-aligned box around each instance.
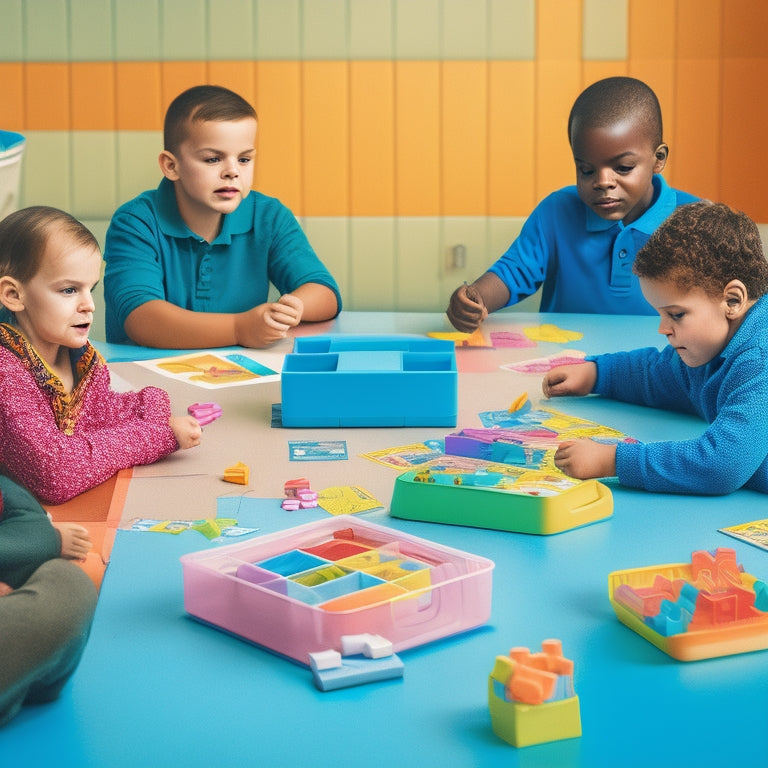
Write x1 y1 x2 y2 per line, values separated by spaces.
253 62 303 211
0 64 24 130
349 61 395 216
115 63 163 131
394 61 441 215
70 63 116 131
24 64 71 130
487 61 536 216
442 61 488 215
301 61 350 216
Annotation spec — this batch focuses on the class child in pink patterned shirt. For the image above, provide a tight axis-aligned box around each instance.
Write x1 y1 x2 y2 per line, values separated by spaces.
0 206 202 509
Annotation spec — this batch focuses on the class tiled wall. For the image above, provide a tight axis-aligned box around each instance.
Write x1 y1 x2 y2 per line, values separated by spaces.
2 0 768 338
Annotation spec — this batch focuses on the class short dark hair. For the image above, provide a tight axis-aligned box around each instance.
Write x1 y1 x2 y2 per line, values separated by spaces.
0 206 100 322
568 76 663 149
164 85 257 155
634 201 768 299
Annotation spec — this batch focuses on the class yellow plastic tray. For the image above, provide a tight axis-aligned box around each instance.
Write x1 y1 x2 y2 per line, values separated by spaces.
608 562 768 661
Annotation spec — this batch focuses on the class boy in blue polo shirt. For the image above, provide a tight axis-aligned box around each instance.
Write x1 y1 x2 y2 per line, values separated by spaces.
446 77 698 332
104 85 341 348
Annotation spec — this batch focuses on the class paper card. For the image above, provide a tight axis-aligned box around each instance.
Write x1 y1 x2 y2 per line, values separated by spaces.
289 440 349 461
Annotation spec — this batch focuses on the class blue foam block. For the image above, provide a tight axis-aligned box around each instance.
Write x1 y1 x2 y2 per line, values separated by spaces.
309 653 405 691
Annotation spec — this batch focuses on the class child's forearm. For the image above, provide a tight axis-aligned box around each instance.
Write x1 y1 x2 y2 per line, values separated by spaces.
469 272 511 314
124 300 240 348
288 283 339 322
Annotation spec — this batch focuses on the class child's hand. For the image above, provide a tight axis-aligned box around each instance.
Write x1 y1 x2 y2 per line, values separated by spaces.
553 440 617 480
170 415 202 449
542 362 597 398
53 522 92 561
0 582 13 596
235 294 305 348
446 283 488 333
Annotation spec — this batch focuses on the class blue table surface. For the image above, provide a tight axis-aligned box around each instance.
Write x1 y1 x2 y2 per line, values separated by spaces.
3 311 768 768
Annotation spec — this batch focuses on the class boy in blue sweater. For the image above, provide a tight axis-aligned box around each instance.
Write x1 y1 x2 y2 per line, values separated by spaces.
543 201 768 495
447 77 698 332
104 85 341 348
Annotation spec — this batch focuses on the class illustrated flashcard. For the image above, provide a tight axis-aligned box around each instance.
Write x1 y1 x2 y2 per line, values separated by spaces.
138 351 280 389
289 440 349 461
361 441 445 469
317 486 385 516
501 351 587 374
719 519 768 552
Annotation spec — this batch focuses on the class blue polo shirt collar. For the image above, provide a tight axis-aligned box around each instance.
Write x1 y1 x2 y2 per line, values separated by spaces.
155 177 254 245
584 174 674 235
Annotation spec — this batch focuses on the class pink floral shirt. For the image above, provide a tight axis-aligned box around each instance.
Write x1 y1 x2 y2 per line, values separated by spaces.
0 324 178 504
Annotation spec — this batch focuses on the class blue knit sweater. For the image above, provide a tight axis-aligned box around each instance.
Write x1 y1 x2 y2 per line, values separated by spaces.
592 294 768 494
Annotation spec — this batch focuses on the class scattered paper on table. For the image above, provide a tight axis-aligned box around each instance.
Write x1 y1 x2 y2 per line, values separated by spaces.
428 328 491 347
318 486 384 516
136 350 280 388
523 324 583 343
501 351 587 374
719 519 768 552
361 440 445 469
289 440 349 461
125 517 259 541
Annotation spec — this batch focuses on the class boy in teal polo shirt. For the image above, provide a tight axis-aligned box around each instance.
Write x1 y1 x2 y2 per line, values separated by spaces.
446 77 698 332
104 85 341 348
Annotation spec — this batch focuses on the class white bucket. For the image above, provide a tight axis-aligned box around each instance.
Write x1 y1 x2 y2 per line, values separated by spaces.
0 130 26 221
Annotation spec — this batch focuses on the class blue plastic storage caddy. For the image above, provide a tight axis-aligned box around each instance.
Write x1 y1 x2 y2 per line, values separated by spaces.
280 335 457 427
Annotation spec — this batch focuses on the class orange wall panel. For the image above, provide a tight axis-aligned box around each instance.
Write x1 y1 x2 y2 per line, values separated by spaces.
442 61 488 216
487 61 536 216
301 61 350 216
535 62 581 202
115 63 163 131
677 0 722 58
672 59 721 202
161 62 209 113
723 0 768 57
254 61 303 211
25 63 71 130
629 0 676 59
580 61 627 91
206 61 257 108
720 58 768 221
0 64 24 130
537 0 582 61
349 61 395 216
70 62 116 130
395 61 441 216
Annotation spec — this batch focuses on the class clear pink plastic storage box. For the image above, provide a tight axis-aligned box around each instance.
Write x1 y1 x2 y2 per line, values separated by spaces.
181 517 494 664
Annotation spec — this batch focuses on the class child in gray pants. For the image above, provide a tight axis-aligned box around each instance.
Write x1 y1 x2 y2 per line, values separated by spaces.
0 475 97 726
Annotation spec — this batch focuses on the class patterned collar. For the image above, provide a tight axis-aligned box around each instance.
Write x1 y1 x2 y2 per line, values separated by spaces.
0 323 102 435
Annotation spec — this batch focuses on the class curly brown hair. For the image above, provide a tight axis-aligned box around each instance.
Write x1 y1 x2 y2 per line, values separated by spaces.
633 201 768 299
